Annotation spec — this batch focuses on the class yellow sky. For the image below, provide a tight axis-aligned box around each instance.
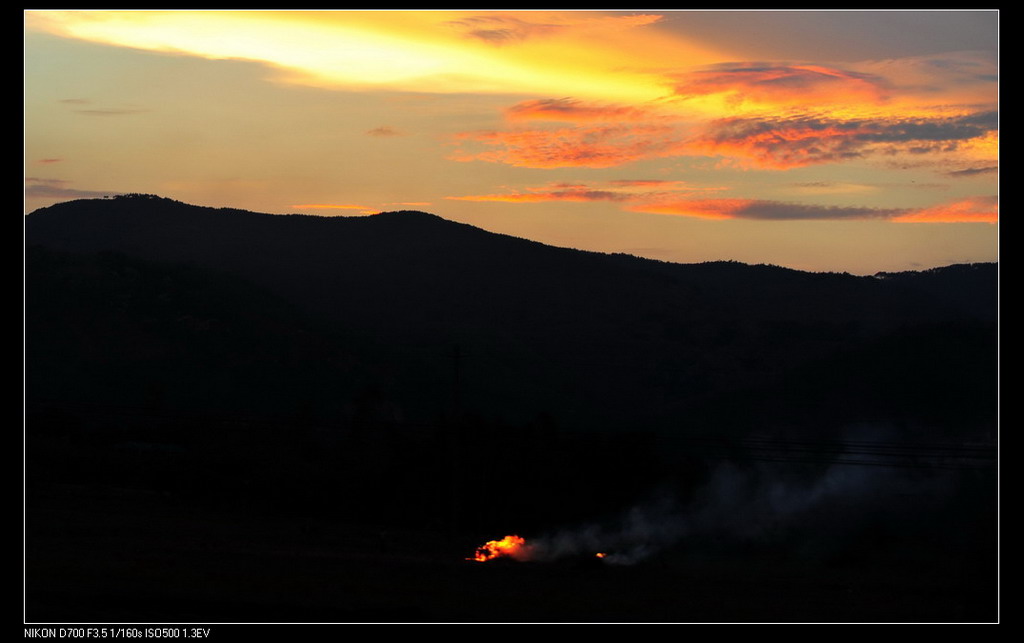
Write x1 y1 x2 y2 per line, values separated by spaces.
25 11 713 102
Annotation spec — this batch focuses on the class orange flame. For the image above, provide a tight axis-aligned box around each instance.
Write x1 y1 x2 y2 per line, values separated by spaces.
595 552 607 558
467 534 527 562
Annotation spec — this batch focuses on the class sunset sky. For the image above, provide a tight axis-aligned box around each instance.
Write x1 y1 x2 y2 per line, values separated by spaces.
24 10 998 274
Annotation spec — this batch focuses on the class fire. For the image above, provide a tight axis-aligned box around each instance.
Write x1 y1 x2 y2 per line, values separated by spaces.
467 534 527 562
595 552 607 558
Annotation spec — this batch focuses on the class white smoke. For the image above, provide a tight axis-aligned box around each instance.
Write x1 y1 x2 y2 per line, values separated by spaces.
524 490 687 565
522 432 969 566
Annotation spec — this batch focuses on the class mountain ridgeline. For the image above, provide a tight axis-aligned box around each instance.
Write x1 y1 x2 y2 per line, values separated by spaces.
26 194 997 531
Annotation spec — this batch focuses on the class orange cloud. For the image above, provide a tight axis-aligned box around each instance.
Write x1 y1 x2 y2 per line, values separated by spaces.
676 111 996 170
607 179 691 189
449 186 631 204
450 124 682 168
892 196 997 224
505 98 661 123
628 196 998 223
852 52 997 116
688 111 997 169
448 179 712 206
451 180 996 227
673 63 889 108
626 198 753 220
683 117 877 169
454 93 996 170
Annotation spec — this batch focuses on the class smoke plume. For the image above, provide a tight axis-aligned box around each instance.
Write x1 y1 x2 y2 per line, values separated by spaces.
522 428 988 566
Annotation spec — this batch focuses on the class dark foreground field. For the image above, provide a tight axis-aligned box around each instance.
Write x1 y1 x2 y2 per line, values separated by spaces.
26 483 997 624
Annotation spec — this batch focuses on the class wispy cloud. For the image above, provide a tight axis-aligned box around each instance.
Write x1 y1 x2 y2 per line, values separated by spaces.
607 179 689 188
452 178 995 225
450 123 680 168
505 97 661 123
629 196 996 223
449 187 634 204
58 97 149 116
944 165 998 178
785 181 880 196
684 111 997 169
892 196 997 223
25 177 115 199
672 62 890 107
627 198 906 221
445 14 565 45
445 12 663 46
449 179 710 205
441 42 996 173
454 102 997 171
366 126 403 137
72 107 150 116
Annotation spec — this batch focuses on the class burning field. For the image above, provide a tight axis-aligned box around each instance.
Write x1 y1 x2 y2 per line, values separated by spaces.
466 534 612 564
27 469 997 623
467 535 530 562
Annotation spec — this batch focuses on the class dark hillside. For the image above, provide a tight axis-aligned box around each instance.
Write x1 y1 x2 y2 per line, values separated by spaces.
25 195 997 436
25 195 998 622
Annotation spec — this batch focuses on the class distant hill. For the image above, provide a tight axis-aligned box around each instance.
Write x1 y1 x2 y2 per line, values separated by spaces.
25 195 995 330
26 194 996 439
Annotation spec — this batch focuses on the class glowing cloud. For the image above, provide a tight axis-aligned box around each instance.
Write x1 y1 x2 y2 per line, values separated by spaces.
451 124 683 168
628 196 997 223
893 196 998 224
505 97 664 123
682 117 873 169
685 111 998 169
453 81 996 170
449 180 713 206
627 199 906 221
452 180 995 226
446 12 663 46
454 107 997 170
852 51 997 116
24 10 683 102
673 63 890 109
449 189 629 204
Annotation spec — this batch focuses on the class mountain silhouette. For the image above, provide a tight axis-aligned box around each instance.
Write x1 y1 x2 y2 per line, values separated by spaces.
25 194 998 622
26 194 996 437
